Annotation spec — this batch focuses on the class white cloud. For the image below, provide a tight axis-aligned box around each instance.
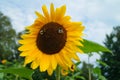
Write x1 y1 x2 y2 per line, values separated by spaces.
84 21 113 44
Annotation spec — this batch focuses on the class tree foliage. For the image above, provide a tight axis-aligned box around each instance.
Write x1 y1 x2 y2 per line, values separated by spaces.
0 11 19 61
101 26 120 80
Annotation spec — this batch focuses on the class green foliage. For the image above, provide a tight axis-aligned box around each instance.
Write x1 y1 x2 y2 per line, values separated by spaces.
77 62 97 80
93 67 106 80
79 39 111 53
63 65 86 80
0 11 19 61
0 67 33 79
32 69 56 80
96 59 108 67
101 26 120 80
62 61 106 80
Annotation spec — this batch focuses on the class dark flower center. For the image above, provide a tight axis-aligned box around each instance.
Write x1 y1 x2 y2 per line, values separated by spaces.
36 22 67 54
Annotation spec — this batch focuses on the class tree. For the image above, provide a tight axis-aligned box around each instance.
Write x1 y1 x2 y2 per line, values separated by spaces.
0 11 19 61
101 26 120 80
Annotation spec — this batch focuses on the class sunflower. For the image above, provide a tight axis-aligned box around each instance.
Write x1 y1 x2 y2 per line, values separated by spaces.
18 3 84 75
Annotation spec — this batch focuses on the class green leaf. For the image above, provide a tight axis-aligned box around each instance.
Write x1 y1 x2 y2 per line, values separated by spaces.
73 72 81 77
93 67 101 75
0 67 33 79
0 73 4 79
75 62 81 66
78 39 112 53
96 59 109 67
99 75 107 80
75 76 86 80
93 67 107 80
0 65 4 68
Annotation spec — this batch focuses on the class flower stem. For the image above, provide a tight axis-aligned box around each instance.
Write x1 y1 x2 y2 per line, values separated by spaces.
56 65 61 80
88 54 91 80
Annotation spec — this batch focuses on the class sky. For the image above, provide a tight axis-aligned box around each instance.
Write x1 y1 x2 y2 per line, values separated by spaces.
0 0 120 63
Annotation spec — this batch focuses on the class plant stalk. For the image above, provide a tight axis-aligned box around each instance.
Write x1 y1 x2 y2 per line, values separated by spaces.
56 65 61 80
88 55 91 80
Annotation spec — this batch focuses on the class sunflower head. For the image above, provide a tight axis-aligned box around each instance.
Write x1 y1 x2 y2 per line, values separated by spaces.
18 3 84 75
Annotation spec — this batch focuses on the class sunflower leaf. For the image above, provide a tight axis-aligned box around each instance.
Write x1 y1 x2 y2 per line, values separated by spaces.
0 67 33 79
78 39 112 53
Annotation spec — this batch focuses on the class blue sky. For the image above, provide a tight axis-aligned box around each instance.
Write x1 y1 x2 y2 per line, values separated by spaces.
0 0 120 63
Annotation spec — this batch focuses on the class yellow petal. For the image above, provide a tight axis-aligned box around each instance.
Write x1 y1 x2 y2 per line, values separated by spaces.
59 5 66 18
31 59 39 69
67 32 82 38
20 51 29 57
42 5 50 20
67 39 83 47
35 11 45 21
55 8 60 21
24 50 38 65
64 43 80 61
72 22 82 26
55 54 66 68
64 22 84 31
73 54 80 61
18 43 36 51
51 55 57 70
24 57 33 65
34 51 42 64
40 54 50 72
65 47 80 61
21 34 36 39
67 41 83 53
74 46 83 53
60 16 71 24
50 3 55 21
18 39 35 44
67 31 82 35
60 50 73 67
55 5 66 21
34 19 45 26
28 26 40 32
47 65 53 76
